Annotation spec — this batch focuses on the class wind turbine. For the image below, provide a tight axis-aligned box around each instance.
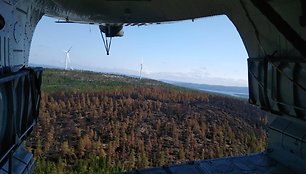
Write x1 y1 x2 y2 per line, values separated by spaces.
64 47 72 70
139 57 143 79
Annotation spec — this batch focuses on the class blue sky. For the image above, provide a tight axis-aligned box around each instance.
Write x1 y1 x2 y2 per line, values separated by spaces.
29 15 248 87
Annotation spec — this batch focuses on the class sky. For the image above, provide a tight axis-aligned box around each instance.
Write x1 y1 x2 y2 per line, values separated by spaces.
29 15 249 87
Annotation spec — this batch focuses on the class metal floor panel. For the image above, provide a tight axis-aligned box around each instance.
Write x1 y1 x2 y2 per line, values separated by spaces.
120 153 294 174
0 145 34 174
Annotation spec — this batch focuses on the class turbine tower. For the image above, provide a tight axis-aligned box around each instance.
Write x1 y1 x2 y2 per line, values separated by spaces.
139 57 143 79
64 47 72 70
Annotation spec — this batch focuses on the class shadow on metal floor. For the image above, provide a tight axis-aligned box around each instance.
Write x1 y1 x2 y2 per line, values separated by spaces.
119 153 294 174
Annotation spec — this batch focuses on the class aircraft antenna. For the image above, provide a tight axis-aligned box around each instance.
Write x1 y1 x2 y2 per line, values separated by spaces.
99 25 112 55
99 24 124 55
100 31 112 55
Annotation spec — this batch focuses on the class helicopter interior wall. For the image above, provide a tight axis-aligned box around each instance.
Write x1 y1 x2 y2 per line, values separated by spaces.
248 58 306 120
0 68 43 169
0 83 15 168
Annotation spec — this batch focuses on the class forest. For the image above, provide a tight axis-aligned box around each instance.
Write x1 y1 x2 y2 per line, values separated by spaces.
25 69 268 174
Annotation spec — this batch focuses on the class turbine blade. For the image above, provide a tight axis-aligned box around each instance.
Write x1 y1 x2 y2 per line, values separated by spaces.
67 46 72 52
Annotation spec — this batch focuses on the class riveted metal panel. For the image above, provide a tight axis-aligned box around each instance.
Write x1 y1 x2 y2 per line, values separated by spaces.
267 116 306 173
0 37 10 68
0 0 43 70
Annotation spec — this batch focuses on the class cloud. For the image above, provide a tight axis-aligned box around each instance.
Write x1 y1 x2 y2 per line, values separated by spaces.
39 62 247 87
144 71 247 87
90 65 247 86
199 66 207 70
